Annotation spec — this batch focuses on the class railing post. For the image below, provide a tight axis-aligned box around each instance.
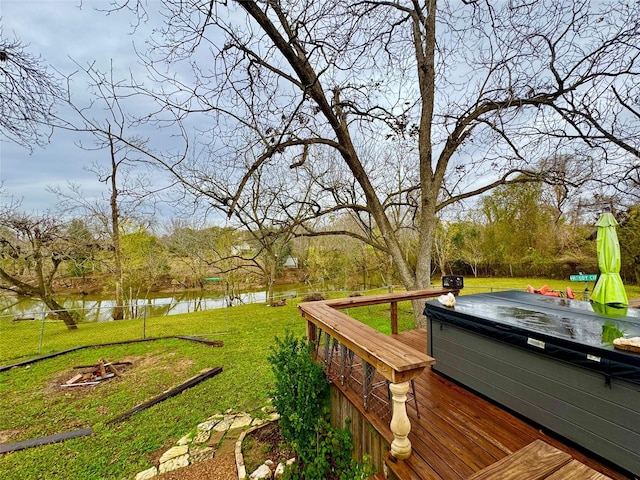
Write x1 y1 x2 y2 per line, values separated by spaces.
390 301 398 334
306 320 316 346
389 381 412 459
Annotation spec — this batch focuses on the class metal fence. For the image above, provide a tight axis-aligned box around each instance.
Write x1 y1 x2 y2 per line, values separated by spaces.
0 289 303 366
0 284 520 367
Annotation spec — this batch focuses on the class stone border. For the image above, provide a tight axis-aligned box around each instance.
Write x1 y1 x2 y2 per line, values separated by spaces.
235 422 265 479
235 419 282 479
235 417 295 480
134 410 280 480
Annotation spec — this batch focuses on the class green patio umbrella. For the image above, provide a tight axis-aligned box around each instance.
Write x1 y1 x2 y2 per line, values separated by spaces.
591 212 628 307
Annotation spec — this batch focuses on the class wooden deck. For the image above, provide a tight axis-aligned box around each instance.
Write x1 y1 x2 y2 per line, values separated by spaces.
356 329 631 480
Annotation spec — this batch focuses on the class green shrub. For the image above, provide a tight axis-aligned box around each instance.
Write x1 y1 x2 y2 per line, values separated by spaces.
268 332 375 479
298 417 376 480
268 332 329 454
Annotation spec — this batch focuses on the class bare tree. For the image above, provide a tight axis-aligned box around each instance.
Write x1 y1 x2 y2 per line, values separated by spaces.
53 62 160 319
184 150 316 304
108 0 639 324
0 208 79 329
548 11 640 203
0 28 61 150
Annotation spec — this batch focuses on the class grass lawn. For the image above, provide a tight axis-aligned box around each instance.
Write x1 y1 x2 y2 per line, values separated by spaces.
0 299 306 479
0 278 638 479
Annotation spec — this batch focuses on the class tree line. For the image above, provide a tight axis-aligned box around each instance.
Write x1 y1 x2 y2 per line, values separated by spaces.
0 175 638 329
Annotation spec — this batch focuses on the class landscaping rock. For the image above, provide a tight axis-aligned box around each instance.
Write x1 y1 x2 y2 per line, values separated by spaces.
229 413 252 430
159 454 189 474
250 412 280 428
188 445 214 464
197 417 221 431
135 466 158 480
212 416 235 432
159 445 189 463
249 463 272 480
274 457 295 478
193 429 211 444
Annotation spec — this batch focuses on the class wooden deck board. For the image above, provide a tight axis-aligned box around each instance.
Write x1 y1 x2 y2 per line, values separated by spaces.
546 459 615 480
376 329 632 480
467 439 571 480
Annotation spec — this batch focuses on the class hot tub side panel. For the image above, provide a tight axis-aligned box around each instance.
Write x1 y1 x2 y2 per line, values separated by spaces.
429 319 640 477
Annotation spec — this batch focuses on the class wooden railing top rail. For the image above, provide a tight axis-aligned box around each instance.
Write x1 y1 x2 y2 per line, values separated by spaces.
319 287 459 310
298 290 455 384
316 287 460 335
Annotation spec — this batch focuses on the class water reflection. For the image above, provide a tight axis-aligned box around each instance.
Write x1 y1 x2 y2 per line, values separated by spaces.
0 286 302 323
602 323 625 344
500 306 578 339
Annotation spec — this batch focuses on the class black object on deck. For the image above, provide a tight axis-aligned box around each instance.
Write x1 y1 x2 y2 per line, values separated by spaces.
441 275 464 289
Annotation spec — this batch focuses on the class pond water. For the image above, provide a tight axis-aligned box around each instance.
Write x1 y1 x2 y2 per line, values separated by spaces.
0 284 305 323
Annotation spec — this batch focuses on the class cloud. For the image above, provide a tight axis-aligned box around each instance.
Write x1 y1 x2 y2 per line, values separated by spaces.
1 0 163 214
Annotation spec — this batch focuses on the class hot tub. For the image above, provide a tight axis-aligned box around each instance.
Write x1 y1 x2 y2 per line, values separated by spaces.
424 290 640 476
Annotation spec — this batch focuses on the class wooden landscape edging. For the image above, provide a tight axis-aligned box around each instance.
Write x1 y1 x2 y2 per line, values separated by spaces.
0 336 223 373
175 336 224 347
0 346 86 372
0 338 224 455
0 367 223 454
106 367 223 425
0 428 93 454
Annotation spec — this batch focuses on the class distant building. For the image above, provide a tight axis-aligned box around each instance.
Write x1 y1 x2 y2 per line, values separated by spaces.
283 256 299 268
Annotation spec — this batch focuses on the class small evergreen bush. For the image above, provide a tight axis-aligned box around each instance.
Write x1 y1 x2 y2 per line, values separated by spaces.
268 332 375 479
268 332 329 455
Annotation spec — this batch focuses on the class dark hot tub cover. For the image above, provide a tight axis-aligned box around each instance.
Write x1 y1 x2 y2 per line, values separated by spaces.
424 290 640 384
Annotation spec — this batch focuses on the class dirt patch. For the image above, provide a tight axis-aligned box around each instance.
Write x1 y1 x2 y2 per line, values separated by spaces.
39 352 193 401
0 429 24 443
242 422 295 475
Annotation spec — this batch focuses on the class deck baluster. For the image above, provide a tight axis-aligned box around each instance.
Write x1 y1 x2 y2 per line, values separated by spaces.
389 381 412 459
323 331 331 368
311 326 322 361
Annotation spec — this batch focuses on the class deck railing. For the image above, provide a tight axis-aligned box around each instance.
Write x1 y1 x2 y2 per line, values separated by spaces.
297 287 458 459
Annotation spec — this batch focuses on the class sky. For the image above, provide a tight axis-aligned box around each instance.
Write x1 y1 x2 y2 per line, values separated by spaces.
2 1 633 222
1 0 169 216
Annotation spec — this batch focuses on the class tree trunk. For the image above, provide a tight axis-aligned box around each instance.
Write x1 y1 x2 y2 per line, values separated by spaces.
411 298 429 329
109 131 125 320
267 260 276 305
32 248 79 330
44 296 78 330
